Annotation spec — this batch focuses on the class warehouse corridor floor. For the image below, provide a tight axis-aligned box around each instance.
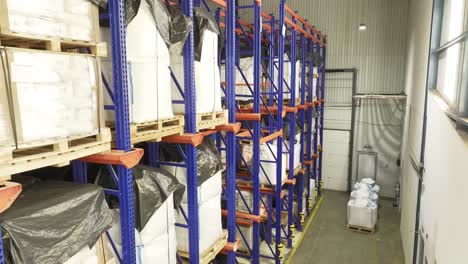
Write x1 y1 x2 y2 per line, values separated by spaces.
290 191 404 264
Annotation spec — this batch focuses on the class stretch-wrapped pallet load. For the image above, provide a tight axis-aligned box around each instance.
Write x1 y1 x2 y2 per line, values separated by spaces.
273 54 295 100
241 142 287 186
102 165 185 264
347 178 380 229
0 48 100 148
101 0 174 123
171 8 222 114
221 56 254 101
159 137 224 254
1 0 99 42
283 115 302 171
0 181 113 264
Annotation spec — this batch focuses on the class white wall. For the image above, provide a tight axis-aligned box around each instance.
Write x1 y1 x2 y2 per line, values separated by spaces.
400 0 433 262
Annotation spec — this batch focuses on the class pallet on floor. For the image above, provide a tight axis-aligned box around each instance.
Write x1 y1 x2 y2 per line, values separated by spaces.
0 31 107 56
109 116 185 145
346 224 375 234
178 229 228 264
0 129 111 177
196 110 229 131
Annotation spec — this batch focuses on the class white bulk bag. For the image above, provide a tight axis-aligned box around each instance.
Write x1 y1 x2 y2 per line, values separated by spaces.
242 141 287 185
283 134 302 171
0 82 13 147
171 30 222 114
347 199 378 229
237 224 253 253
273 54 293 99
100 1 173 124
64 245 98 264
221 57 254 101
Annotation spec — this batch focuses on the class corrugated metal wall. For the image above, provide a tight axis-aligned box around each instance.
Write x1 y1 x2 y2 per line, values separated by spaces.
238 0 409 95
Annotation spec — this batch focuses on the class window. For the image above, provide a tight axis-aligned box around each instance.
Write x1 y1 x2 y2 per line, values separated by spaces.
430 0 468 127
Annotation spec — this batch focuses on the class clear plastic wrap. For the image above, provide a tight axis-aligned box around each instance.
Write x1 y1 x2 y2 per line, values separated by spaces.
1 181 113 264
6 0 97 42
3 49 99 146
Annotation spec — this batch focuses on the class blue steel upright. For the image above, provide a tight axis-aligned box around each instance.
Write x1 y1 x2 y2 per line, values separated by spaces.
251 1 262 263
225 0 237 263
318 39 327 196
180 0 200 262
275 1 286 263
313 40 320 198
109 0 136 262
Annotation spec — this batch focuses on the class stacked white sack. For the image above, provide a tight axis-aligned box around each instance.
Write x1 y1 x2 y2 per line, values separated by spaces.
347 178 379 229
107 193 177 264
10 50 98 144
162 167 223 254
0 82 13 147
101 0 174 123
241 141 288 186
171 31 222 114
283 134 302 171
6 0 96 41
221 57 254 101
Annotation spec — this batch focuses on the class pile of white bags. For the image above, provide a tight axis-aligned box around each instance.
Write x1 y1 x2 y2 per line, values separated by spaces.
221 57 254 101
163 168 223 254
347 178 379 229
241 141 287 186
101 0 174 124
107 193 177 264
170 30 222 114
6 0 97 42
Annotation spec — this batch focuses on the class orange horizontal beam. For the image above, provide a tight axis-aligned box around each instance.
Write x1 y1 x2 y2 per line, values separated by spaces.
79 148 144 169
236 113 261 121
161 133 204 147
260 129 283 144
214 123 242 133
304 160 312 166
262 12 272 20
0 181 22 213
285 178 296 185
298 105 307 110
236 183 286 197
312 153 319 159
224 239 241 252
284 4 326 41
209 0 226 7
284 106 298 113
222 209 262 223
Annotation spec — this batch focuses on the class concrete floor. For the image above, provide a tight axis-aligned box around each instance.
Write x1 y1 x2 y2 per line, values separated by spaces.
290 190 404 264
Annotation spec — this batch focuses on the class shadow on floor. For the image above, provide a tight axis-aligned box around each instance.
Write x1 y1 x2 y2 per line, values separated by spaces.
290 190 404 264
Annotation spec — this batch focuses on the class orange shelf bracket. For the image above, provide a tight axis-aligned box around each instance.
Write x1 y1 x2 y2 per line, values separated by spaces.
0 181 22 213
79 148 144 169
161 133 205 147
236 113 261 121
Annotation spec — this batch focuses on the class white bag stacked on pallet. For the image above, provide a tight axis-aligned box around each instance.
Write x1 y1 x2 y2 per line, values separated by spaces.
273 54 294 99
221 57 254 101
107 193 177 264
162 167 223 254
347 178 380 229
170 30 223 114
312 67 319 99
237 224 253 253
283 134 302 171
64 246 99 264
100 0 174 124
6 0 97 42
241 141 287 186
3 49 99 145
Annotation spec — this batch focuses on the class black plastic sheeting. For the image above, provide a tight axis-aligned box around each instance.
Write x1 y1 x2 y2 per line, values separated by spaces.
159 137 223 186
283 115 302 140
193 7 222 61
1 181 113 264
97 165 185 231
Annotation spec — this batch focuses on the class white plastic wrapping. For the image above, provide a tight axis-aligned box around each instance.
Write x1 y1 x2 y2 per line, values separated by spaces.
237 224 253 253
273 54 294 99
100 1 174 124
171 30 222 114
64 246 98 264
107 193 177 263
283 134 302 171
6 0 97 42
242 141 287 186
0 83 13 147
347 199 378 229
221 57 254 101
6 49 99 145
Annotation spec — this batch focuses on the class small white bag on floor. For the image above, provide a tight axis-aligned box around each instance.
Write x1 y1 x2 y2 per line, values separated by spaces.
347 198 378 229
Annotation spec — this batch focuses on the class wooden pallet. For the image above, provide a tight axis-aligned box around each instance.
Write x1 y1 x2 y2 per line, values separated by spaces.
178 230 228 264
0 31 107 56
109 116 185 145
196 110 228 131
346 224 375 234
0 129 111 177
